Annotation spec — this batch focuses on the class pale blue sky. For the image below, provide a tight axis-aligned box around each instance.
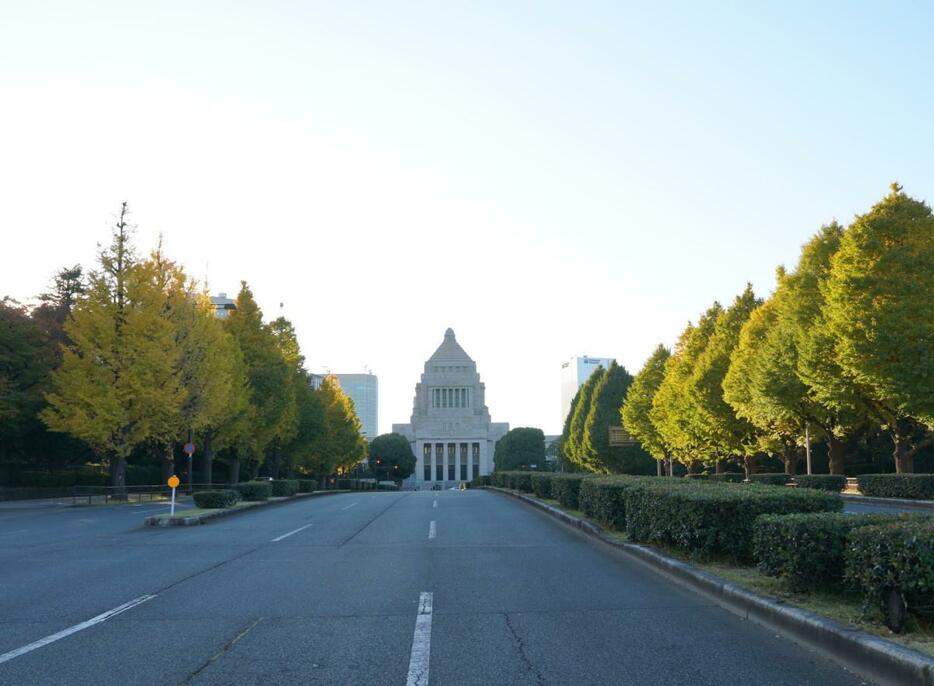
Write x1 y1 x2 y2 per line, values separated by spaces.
2 2 932 434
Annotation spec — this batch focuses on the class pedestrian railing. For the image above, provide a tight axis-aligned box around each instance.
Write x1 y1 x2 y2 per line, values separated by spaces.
71 483 221 506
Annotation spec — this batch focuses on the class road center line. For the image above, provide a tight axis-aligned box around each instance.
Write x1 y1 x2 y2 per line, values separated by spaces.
0 594 156 665
341 502 358 510
428 521 436 539
271 523 313 542
405 592 433 686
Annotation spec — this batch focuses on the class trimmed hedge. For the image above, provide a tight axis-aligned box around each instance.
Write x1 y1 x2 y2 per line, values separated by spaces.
378 481 399 490
794 475 846 492
709 473 745 483
748 473 792 486
297 479 316 493
579 477 651 530
471 475 491 488
857 474 934 500
550 474 590 510
754 512 920 591
846 520 934 630
193 490 240 509
625 482 842 561
490 472 509 488
510 472 534 493
271 479 299 497
234 481 272 501
530 473 553 499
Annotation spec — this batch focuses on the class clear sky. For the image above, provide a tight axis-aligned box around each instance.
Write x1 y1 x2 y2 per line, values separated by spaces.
2 2 932 435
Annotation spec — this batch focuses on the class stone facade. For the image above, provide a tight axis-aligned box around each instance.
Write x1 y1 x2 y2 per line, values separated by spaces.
393 328 508 486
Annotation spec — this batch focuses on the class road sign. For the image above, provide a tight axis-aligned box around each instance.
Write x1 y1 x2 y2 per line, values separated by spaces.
167 475 180 488
183 442 195 456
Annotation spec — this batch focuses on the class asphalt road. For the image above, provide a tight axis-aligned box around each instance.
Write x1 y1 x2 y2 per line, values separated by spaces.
0 490 871 685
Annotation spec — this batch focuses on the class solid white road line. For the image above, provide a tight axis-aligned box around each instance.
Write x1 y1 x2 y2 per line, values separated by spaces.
405 592 433 686
341 502 358 510
0 594 156 665
271 523 313 542
428 521 436 539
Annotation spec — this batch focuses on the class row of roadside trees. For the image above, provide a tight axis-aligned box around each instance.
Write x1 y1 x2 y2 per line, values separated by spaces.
1 203 367 490
618 184 933 476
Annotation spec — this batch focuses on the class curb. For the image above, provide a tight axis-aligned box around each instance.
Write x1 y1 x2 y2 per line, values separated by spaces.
488 486 934 686
843 494 934 511
144 490 349 527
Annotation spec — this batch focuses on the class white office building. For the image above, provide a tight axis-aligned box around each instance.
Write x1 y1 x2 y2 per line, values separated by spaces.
560 355 615 424
335 373 378 441
393 328 509 486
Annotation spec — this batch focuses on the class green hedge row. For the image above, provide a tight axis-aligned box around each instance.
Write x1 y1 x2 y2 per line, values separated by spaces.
748 473 792 486
578 477 652 530
709 473 745 483
794 475 846 492
298 479 316 493
550 474 591 510
857 474 934 500
753 512 921 591
625 482 842 561
846 520 934 630
271 479 299 497
193 490 240 509
530 473 553 499
234 481 272 501
470 475 491 488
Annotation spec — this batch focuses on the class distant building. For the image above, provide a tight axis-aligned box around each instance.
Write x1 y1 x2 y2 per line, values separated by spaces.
335 373 378 441
543 434 561 463
210 292 236 319
393 328 508 485
560 355 615 424
308 373 326 390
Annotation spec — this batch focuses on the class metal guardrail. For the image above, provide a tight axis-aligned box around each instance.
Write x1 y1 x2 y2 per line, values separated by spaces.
71 483 222 506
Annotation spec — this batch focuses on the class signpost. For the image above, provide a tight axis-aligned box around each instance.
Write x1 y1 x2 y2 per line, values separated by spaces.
167 475 180 517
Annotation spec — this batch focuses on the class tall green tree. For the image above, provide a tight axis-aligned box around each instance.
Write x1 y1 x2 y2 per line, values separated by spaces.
621 344 671 474
42 204 185 490
223 282 295 481
494 427 546 471
824 184 934 472
651 303 722 472
581 361 652 474
565 366 605 467
0 298 56 462
314 375 367 475
688 285 762 472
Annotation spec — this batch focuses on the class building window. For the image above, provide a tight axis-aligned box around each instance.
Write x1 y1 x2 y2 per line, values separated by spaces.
472 442 480 479
447 443 456 481
436 443 444 481
423 444 431 481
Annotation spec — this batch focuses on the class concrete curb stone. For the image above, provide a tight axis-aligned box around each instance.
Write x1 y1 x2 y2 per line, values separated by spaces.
488 486 934 686
144 489 350 527
842 494 934 511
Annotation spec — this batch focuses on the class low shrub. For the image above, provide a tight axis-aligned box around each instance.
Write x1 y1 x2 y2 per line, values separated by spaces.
336 478 351 489
193 490 240 509
297 479 316 493
625 482 842 561
748 473 792 486
271 479 300 497
234 481 272 501
857 474 934 500
471 475 491 488
15 471 77 488
754 512 920 591
709 473 745 484
510 472 534 493
490 472 509 488
684 473 709 480
794 475 846 492
846 520 934 631
550 474 590 510
530 473 554 499
579 477 648 530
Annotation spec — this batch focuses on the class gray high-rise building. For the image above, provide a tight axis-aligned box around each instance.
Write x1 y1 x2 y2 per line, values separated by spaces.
335 373 378 441
560 355 615 424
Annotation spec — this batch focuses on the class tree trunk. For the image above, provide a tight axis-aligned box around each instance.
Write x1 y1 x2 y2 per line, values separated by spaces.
228 454 240 485
111 455 127 496
714 459 725 475
202 434 214 487
161 443 175 484
827 436 846 475
892 424 914 474
687 460 702 476
743 455 757 480
657 459 663 477
782 443 798 475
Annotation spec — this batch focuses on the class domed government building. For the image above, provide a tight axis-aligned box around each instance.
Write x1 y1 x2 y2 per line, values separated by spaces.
393 329 509 487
